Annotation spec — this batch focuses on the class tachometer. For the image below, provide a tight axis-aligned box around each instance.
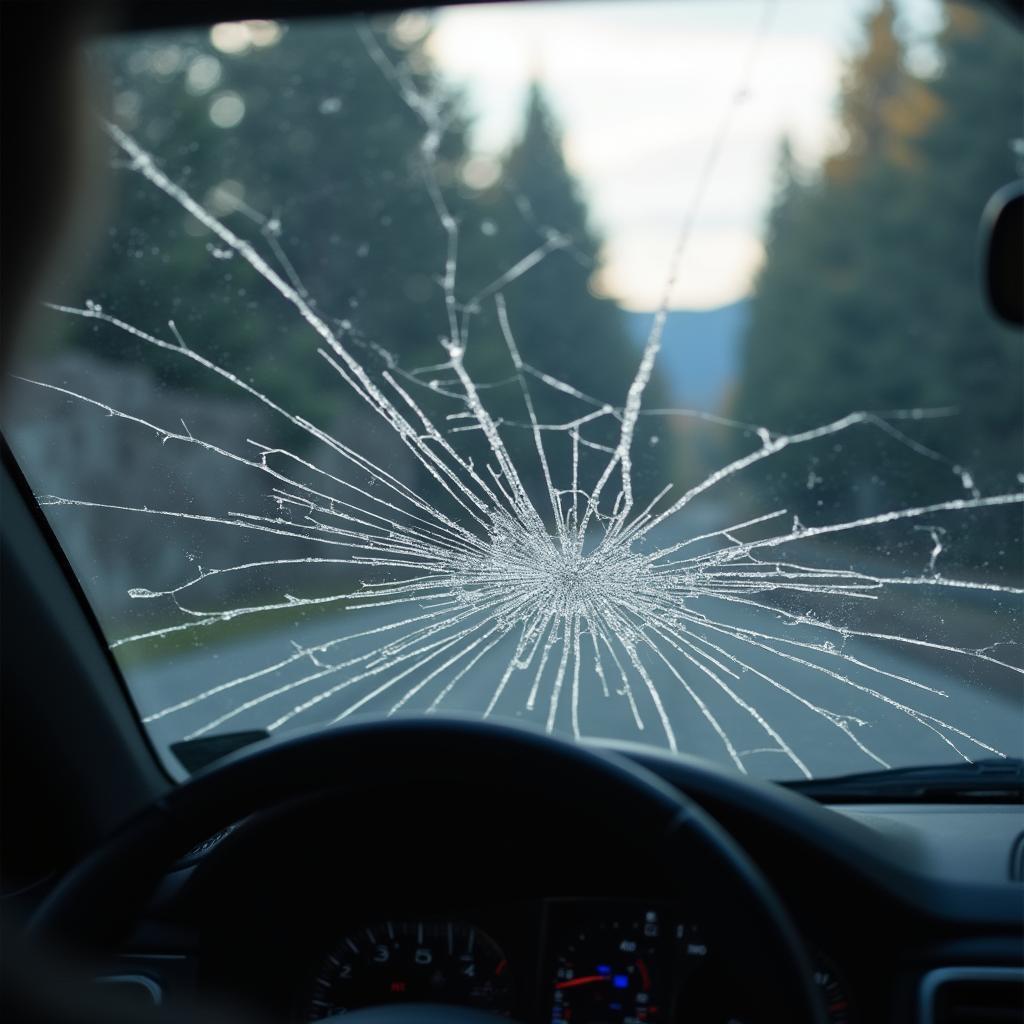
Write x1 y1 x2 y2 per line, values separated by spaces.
298 919 513 1020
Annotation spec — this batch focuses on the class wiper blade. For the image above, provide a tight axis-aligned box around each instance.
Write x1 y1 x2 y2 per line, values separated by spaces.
786 757 1024 803
171 729 270 774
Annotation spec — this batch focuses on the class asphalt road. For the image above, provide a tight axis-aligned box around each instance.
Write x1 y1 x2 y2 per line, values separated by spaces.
129 594 1022 782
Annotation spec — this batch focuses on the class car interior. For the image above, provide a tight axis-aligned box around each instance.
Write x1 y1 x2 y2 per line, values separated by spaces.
1 1 1022 1023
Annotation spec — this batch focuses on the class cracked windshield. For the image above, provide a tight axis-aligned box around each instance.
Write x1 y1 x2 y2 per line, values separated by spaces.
6 0 1022 780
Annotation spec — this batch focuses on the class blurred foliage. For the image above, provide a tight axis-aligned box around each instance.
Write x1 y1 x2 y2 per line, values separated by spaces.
72 17 473 425
735 0 1023 535
45 13 669 519
40 3 1019 555
482 85 651 412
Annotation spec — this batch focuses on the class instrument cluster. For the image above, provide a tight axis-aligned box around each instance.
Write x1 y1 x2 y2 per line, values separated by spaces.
292 899 854 1023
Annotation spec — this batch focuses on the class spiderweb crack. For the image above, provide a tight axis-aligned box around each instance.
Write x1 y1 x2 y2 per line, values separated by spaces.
19 13 1024 778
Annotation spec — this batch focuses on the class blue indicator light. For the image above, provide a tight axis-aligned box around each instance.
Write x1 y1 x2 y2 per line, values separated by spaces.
613 974 629 989
596 965 611 975
610 1003 622 1011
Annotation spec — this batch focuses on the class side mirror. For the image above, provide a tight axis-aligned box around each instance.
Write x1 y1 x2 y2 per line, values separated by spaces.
981 181 1023 327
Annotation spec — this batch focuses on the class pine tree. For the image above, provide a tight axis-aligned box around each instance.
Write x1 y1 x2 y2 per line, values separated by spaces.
898 6 1023 493
732 136 823 432
486 83 640 414
826 0 939 181
734 0 1021 533
63 17 476 431
458 81 670 510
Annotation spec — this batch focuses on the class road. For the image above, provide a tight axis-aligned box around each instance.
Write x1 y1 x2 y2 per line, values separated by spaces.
128 594 1022 782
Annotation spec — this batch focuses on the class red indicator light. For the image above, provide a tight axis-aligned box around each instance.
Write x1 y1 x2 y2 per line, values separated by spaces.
390 981 407 993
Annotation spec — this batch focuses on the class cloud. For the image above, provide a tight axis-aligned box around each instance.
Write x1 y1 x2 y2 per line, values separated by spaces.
429 0 852 308
597 227 766 311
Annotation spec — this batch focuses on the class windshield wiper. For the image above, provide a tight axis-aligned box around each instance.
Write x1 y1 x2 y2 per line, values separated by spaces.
786 757 1024 803
171 729 270 774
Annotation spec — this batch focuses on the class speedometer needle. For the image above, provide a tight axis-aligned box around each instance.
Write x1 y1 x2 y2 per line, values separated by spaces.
555 975 612 990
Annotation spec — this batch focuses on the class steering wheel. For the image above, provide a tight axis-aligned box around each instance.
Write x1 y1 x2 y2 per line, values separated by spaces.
31 718 826 1023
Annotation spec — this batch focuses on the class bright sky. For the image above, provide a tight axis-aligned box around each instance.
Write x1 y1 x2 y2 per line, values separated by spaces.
428 0 941 311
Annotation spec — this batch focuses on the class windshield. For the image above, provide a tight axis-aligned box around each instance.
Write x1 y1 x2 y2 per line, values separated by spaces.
5 0 1022 781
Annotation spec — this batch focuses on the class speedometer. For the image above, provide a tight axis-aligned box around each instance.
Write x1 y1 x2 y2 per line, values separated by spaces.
298 919 514 1020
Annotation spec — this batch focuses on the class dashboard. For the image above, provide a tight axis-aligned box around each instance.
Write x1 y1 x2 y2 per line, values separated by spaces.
283 900 849 1023
103 743 1022 1024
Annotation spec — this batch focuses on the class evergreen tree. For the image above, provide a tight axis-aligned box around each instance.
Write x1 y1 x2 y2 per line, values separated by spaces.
469 83 669 507
51 34 659 511
826 0 939 181
734 0 1022 532
898 5 1023 491
485 83 643 410
56 17 476 432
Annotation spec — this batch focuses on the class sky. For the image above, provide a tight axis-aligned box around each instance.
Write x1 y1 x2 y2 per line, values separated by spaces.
426 0 942 311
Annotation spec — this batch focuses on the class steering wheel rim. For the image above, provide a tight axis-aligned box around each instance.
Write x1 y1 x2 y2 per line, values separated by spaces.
31 717 826 1023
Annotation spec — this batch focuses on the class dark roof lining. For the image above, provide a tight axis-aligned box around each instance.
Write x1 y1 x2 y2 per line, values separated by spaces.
46 0 1024 35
